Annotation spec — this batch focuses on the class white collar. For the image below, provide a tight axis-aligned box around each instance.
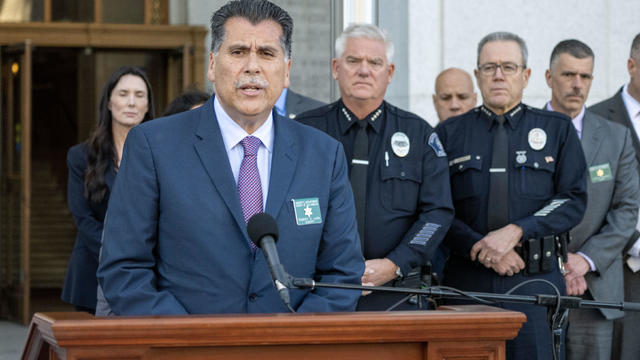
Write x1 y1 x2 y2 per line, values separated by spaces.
622 83 640 121
214 96 274 154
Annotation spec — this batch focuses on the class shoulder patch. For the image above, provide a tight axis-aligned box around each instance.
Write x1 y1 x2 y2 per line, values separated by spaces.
428 132 447 157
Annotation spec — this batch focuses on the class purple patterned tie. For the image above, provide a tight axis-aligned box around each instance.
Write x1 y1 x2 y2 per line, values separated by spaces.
238 136 263 250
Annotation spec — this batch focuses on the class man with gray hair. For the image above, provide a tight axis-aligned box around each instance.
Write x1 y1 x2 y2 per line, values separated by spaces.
435 31 587 359
97 0 364 315
590 32 640 360
545 39 639 360
297 23 454 311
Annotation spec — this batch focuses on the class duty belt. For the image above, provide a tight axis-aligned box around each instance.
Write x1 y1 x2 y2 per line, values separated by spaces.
513 233 570 276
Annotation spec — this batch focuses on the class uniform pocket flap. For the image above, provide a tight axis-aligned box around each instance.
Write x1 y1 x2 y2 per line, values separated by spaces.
381 159 422 183
513 153 555 173
449 155 482 175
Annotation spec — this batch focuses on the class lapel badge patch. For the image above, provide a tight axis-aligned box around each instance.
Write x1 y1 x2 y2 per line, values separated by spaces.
528 128 547 151
545 156 554 163
589 163 613 183
292 198 322 225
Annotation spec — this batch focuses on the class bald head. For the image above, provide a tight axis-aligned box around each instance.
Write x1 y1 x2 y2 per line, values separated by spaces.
433 68 477 122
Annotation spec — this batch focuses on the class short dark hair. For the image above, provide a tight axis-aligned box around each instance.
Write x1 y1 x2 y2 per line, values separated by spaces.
477 31 528 67
162 89 210 116
631 33 640 59
550 39 594 69
210 0 293 60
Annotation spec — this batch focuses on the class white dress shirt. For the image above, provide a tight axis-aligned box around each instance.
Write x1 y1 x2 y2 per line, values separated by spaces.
214 96 273 210
546 102 585 139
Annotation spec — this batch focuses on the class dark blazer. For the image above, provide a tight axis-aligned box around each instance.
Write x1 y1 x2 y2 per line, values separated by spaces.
569 110 639 319
61 143 116 310
97 97 364 315
285 89 325 119
590 88 640 174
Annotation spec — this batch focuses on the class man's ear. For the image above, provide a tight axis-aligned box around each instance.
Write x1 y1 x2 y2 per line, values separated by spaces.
207 52 216 83
545 69 552 88
387 63 395 84
522 67 532 89
283 58 291 88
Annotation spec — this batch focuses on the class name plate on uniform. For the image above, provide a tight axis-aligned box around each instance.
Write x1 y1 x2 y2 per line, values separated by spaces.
589 163 613 183
292 197 322 225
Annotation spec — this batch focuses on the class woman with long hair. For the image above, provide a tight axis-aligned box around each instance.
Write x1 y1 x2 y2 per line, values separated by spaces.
61 66 154 314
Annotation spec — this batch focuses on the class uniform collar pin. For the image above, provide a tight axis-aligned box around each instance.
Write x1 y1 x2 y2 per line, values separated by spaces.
341 107 353 122
342 107 382 123
509 105 522 117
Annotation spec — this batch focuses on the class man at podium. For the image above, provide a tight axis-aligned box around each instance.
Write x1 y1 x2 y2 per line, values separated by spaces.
96 0 364 315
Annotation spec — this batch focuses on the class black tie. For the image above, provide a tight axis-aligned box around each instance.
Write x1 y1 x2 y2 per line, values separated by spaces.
487 115 509 231
351 120 368 247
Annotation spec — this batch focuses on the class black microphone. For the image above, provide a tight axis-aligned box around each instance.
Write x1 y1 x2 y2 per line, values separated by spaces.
247 213 291 308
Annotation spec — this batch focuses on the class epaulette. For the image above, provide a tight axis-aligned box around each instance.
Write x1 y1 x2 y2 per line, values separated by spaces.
526 106 572 122
386 102 431 126
441 106 480 126
295 101 339 120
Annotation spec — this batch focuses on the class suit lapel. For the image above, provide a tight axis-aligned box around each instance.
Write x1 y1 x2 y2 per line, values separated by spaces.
265 111 297 218
193 98 247 234
611 91 640 164
581 111 603 166
611 90 633 126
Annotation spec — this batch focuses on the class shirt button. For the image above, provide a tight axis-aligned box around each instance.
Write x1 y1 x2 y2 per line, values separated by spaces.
458 165 463 170
249 293 258 301
534 162 539 168
476 155 481 160
400 171 406 177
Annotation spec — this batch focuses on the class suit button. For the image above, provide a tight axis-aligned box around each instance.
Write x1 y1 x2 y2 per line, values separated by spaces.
249 293 258 301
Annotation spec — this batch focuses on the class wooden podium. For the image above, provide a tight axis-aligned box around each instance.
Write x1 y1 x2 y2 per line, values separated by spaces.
22 305 525 360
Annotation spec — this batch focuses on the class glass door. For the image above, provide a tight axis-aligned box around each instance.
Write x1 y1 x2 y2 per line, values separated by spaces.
0 40 32 324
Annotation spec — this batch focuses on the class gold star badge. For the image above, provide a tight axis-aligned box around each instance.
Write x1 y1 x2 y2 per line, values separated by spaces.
596 169 604 177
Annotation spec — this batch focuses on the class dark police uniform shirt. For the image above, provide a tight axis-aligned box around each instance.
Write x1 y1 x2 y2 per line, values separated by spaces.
435 104 587 259
297 100 454 277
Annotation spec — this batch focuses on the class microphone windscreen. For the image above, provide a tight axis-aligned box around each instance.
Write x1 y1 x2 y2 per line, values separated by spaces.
247 213 279 247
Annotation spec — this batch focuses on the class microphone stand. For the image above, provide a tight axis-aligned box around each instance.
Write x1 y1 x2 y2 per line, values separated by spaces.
291 277 640 360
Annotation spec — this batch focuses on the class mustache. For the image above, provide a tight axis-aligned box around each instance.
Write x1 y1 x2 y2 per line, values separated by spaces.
235 76 269 89
566 90 584 99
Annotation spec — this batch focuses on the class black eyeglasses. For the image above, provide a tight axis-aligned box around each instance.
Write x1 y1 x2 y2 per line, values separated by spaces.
478 62 525 76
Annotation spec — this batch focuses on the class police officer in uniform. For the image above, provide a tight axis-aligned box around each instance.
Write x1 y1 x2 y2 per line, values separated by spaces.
297 24 454 311
435 32 587 360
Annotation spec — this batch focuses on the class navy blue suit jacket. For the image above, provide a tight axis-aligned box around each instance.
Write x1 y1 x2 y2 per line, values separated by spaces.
62 143 115 310
97 98 364 315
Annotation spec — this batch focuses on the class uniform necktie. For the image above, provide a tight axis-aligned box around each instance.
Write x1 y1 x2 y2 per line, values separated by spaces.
238 136 262 250
351 119 368 247
487 115 509 231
